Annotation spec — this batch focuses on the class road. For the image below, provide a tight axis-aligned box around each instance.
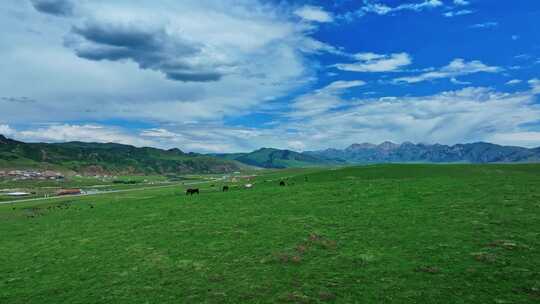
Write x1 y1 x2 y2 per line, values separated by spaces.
0 181 209 205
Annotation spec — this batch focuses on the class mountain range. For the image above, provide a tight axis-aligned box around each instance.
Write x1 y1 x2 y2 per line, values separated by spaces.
305 141 540 164
2 134 540 174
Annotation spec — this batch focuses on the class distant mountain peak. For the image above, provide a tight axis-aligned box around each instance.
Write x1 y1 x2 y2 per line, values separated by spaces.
0 134 17 145
167 148 184 154
378 141 399 150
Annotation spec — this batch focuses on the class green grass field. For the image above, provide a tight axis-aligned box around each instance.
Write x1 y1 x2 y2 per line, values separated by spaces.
1 164 540 303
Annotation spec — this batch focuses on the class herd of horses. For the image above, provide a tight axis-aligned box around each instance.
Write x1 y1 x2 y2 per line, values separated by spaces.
185 179 289 196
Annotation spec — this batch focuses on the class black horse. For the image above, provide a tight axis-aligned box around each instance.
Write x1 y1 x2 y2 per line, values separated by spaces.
279 181 286 186
186 188 200 195
222 185 229 192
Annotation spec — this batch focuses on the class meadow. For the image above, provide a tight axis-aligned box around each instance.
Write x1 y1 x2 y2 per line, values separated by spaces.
1 164 540 303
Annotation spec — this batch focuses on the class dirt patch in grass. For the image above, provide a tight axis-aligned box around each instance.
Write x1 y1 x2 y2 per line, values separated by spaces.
268 233 338 265
414 266 441 274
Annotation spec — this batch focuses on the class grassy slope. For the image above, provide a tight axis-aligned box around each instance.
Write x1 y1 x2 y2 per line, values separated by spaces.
219 148 340 169
1 164 540 303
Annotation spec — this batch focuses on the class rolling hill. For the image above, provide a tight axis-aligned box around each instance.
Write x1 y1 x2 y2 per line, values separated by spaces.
212 148 344 169
0 135 242 175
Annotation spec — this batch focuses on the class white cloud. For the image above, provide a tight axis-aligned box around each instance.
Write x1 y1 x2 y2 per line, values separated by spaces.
287 140 306 151
454 0 470 6
0 124 16 137
140 128 178 138
450 78 471 85
506 79 522 85
470 22 498 29
291 80 366 117
325 80 367 90
294 5 333 23
397 0 444 11
443 10 473 17
15 124 155 147
394 59 501 84
334 52 412 72
486 132 540 148
529 79 540 94
340 0 443 21
363 0 443 15
362 4 391 15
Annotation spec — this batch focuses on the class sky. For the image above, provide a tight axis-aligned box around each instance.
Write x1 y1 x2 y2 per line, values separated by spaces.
1 0 539 152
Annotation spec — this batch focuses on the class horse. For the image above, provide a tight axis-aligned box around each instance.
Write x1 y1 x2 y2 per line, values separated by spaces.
222 185 229 192
244 184 253 189
279 181 286 186
186 188 200 195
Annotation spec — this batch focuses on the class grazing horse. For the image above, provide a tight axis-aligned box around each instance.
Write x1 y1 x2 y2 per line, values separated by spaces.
222 185 229 192
279 181 286 186
186 188 200 195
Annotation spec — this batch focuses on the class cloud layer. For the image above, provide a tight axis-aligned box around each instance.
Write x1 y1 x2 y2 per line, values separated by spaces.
5 81 540 151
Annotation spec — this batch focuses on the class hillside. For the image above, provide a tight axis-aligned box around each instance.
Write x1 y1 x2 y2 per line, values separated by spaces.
213 148 344 169
307 141 540 164
0 135 242 175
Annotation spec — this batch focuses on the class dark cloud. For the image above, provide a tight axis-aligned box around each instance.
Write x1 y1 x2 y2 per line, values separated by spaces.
74 46 133 61
30 0 73 16
166 72 222 82
67 21 224 82
72 24 162 50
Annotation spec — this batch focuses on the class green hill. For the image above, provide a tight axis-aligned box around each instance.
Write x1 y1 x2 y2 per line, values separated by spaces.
0 135 242 175
213 148 344 168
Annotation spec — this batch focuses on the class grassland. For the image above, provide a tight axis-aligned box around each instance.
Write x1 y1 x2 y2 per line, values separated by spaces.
1 164 540 303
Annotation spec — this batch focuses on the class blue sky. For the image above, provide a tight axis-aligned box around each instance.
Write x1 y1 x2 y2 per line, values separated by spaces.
0 0 539 152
